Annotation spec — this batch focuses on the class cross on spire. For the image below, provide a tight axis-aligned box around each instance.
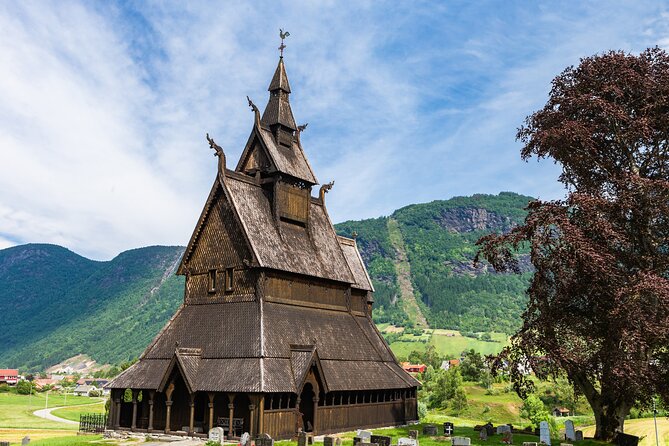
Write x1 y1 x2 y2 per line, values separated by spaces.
279 28 290 58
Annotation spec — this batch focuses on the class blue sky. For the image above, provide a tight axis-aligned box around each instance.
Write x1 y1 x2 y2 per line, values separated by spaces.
1 1 668 259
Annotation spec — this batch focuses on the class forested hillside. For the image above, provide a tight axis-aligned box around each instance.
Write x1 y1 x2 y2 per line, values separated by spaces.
1 192 533 371
335 192 534 334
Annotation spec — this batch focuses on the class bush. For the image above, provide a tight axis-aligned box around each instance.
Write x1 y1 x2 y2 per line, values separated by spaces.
417 400 428 420
89 389 102 397
0 384 9 393
16 380 34 395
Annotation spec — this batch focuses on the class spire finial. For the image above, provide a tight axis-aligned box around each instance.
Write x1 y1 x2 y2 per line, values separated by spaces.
279 29 290 57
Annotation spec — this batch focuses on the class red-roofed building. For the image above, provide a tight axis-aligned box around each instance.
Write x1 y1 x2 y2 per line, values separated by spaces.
401 362 427 374
0 369 19 385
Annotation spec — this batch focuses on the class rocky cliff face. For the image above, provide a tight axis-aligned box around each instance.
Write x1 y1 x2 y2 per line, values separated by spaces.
438 207 516 233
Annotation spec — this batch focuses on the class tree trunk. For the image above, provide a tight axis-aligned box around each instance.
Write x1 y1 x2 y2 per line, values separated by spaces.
593 401 631 441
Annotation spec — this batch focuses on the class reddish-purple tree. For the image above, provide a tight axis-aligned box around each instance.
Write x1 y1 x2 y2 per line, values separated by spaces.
476 48 669 440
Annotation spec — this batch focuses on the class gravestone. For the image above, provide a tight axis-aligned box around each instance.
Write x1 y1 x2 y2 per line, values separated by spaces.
539 421 551 446
353 437 363 446
560 443 574 446
209 427 225 443
484 422 495 437
452 437 471 446
479 428 488 441
498 425 511 435
523 443 538 446
575 431 583 442
21 437 30 446
398 438 418 446
371 435 391 446
357 430 373 442
444 422 454 436
298 431 308 446
502 431 513 445
423 424 438 436
614 432 639 446
256 433 274 446
409 430 418 439
324 436 335 446
241 432 251 446
564 420 576 441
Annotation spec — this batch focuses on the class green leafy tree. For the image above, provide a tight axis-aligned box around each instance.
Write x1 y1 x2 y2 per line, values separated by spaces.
521 394 550 428
16 380 34 395
460 349 485 381
452 387 468 413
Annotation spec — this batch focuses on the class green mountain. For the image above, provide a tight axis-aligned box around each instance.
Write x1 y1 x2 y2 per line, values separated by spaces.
0 192 533 371
336 192 533 334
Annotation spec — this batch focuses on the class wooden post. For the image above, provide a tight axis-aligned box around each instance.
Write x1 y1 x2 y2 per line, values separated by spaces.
227 393 236 439
208 392 215 432
258 395 265 435
131 390 138 430
249 402 256 438
148 391 155 431
189 393 196 434
165 382 175 433
113 394 121 429
312 396 319 435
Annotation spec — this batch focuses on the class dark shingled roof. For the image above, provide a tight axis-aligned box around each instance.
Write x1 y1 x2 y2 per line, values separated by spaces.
258 127 317 184
261 58 296 130
338 236 374 292
226 176 353 284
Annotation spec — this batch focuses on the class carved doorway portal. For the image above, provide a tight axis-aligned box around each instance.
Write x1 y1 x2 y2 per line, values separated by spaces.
299 383 315 432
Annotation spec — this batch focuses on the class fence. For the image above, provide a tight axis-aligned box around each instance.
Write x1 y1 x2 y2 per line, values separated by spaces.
79 413 107 433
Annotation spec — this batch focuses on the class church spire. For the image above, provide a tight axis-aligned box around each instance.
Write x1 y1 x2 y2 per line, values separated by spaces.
261 30 297 136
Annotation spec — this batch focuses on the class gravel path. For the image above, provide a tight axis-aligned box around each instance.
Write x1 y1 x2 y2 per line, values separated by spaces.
33 400 103 425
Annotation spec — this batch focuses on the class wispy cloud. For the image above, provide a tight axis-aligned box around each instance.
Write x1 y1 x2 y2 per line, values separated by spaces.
1 1 668 259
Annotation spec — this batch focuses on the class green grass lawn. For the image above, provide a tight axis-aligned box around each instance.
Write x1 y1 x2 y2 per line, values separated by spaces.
583 418 669 446
28 434 104 445
0 392 102 429
389 329 507 359
50 401 106 422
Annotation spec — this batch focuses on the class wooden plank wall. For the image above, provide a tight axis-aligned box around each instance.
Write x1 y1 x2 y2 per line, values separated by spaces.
263 409 296 439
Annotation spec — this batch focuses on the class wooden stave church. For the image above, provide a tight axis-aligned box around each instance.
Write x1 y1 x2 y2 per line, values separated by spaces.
107 52 419 439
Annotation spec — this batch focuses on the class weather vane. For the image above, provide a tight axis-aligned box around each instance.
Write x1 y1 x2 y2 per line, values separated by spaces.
279 28 290 57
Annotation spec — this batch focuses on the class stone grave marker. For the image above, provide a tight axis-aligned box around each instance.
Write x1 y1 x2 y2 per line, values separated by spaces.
444 422 454 436
560 443 574 446
484 422 495 437
398 438 418 446
353 437 363 446
298 431 308 446
357 430 373 442
575 431 583 442
409 430 418 439
371 435 391 446
21 437 30 446
423 424 438 436
452 437 471 446
209 427 225 443
324 436 335 446
564 420 576 441
241 432 251 446
256 433 274 446
539 421 551 446
497 425 511 435
523 443 538 446
479 428 488 441
502 431 513 444
615 432 639 446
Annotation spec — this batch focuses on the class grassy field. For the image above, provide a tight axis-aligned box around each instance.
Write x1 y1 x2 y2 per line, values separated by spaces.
0 392 101 430
387 328 508 359
29 434 104 445
50 401 106 422
583 418 669 446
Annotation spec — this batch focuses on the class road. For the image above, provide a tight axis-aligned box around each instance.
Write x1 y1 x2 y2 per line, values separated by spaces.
33 400 103 425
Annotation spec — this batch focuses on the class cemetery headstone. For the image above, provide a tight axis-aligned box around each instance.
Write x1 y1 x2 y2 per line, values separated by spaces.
357 430 373 442
614 433 639 446
502 431 513 445
539 421 551 446
575 431 583 442
452 437 471 446
423 424 438 436
21 437 30 446
256 434 274 446
298 431 308 446
560 443 574 446
353 437 363 446
324 436 335 446
371 435 391 446
241 432 251 446
335 438 342 446
564 420 576 441
484 423 495 437
523 443 538 446
409 430 418 440
398 438 418 446
479 428 488 441
444 422 454 436
498 425 511 435
209 427 225 443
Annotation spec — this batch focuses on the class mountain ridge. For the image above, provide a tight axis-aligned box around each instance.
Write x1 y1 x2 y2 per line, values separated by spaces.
0 192 533 371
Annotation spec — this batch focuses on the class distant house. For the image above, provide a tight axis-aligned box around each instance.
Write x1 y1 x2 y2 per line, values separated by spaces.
77 378 109 387
73 385 98 396
0 369 19 385
441 359 461 371
401 362 427 374
552 407 571 417
34 378 60 390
